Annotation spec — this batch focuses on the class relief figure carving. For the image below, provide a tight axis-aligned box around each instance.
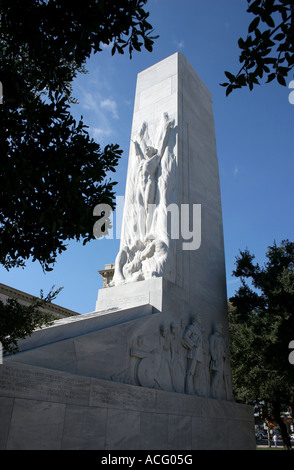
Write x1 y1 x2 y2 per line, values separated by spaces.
111 112 176 286
130 335 158 388
198 327 211 397
182 314 203 395
209 323 226 399
170 322 186 393
125 318 233 401
153 325 173 391
133 113 175 239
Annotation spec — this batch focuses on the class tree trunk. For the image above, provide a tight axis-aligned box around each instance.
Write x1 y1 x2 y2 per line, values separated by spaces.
267 427 272 448
273 401 292 450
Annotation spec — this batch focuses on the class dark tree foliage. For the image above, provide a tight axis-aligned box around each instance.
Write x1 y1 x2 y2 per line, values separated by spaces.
0 286 61 355
229 240 294 449
221 0 294 95
0 0 158 271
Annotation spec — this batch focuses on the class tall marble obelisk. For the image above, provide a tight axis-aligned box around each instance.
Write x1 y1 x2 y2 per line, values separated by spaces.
96 53 231 398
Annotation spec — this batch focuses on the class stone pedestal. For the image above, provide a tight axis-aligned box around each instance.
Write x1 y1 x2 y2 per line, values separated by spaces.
0 362 255 450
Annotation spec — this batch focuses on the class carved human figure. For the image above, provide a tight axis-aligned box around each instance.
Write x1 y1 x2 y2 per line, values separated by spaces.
182 314 203 395
154 325 173 391
140 238 168 279
198 327 211 397
130 335 157 388
112 238 168 286
111 112 176 286
133 113 175 239
111 245 131 286
135 145 159 211
111 240 145 286
170 322 185 393
209 323 226 399
122 248 144 282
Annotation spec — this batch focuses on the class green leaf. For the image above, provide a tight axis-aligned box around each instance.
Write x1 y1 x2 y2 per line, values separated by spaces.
236 73 247 86
238 37 247 49
224 71 236 82
274 33 285 41
247 0 262 14
226 84 233 96
278 66 289 77
277 74 286 86
144 38 153 52
248 16 260 33
264 15 275 28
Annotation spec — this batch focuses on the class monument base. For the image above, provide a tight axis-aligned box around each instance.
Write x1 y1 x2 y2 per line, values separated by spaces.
0 361 255 450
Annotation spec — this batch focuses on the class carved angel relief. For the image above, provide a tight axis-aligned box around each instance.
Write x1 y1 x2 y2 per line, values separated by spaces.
111 113 176 286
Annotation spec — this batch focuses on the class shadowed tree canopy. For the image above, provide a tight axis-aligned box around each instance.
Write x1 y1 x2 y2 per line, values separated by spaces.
229 240 294 449
221 0 294 95
0 286 62 355
0 0 158 271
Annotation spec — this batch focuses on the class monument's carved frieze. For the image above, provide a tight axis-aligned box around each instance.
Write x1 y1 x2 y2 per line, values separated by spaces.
112 316 234 401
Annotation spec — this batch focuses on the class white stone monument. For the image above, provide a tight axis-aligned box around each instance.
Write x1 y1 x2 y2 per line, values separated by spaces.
95 52 232 398
0 54 255 450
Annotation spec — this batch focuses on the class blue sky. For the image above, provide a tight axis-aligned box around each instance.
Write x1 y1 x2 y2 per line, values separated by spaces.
1 0 293 313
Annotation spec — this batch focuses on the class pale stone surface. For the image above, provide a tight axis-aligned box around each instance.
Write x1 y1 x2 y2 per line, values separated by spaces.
6 398 66 450
105 408 141 450
111 112 176 286
5 291 235 400
96 277 163 311
11 302 154 354
107 53 225 296
0 362 256 450
62 405 107 450
0 397 13 449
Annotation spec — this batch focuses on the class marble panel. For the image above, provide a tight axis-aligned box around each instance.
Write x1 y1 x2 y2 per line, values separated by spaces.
62 404 107 450
6 398 65 450
0 397 13 449
105 408 141 450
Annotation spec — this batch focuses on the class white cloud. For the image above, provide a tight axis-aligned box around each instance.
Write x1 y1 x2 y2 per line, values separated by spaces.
71 77 120 142
80 90 100 113
73 89 118 139
100 98 119 119
233 166 239 177
102 41 114 50
174 39 184 50
90 127 112 140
